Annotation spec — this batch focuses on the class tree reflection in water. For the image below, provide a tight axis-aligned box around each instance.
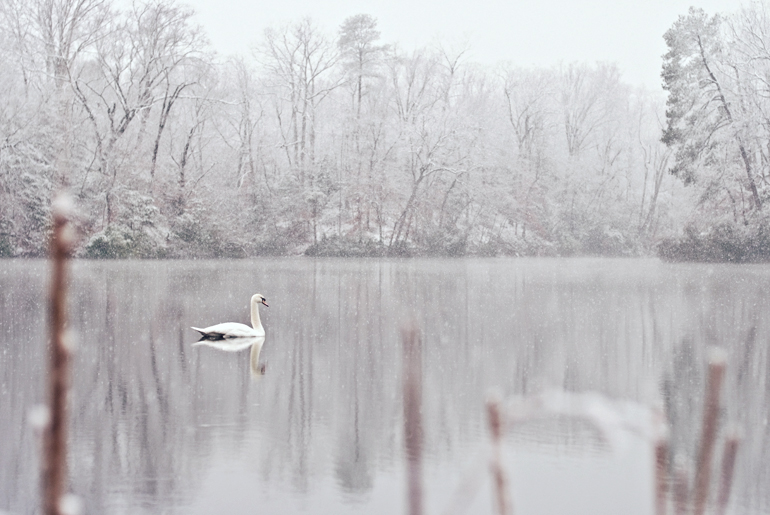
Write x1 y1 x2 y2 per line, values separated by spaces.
1 258 770 514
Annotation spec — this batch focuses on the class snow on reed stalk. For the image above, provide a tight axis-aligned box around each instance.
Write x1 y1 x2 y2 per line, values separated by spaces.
402 324 423 515
692 348 727 515
43 195 76 515
486 394 511 515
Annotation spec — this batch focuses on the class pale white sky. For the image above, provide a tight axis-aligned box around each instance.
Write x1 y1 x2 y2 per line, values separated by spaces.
181 0 744 89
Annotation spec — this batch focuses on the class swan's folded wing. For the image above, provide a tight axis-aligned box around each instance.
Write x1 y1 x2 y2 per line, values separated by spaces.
193 337 260 352
192 322 262 339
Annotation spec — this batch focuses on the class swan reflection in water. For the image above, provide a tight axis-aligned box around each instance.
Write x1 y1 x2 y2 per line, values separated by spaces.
192 336 267 378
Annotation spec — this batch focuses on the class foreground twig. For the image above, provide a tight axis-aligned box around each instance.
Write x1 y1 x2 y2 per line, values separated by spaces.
487 394 512 515
655 438 670 515
692 349 727 515
43 195 74 515
672 461 690 515
402 324 423 515
715 430 741 515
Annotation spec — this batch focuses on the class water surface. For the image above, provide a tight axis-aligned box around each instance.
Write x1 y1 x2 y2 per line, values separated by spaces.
1 258 769 514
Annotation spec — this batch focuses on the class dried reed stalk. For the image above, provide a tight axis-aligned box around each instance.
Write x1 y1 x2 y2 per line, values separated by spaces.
655 439 669 515
487 395 511 515
402 325 423 515
715 431 741 515
43 195 73 515
692 350 727 515
672 462 689 515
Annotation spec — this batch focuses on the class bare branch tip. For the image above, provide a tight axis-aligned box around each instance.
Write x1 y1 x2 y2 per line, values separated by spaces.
27 404 51 431
51 193 75 221
707 346 728 367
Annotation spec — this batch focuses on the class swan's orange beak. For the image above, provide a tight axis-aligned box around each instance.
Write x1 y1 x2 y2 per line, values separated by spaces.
261 299 269 307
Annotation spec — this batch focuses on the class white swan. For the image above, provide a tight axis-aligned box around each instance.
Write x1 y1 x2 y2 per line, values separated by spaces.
192 293 268 340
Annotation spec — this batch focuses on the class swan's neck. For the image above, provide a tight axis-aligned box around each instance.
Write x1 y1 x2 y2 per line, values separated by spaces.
250 299 263 331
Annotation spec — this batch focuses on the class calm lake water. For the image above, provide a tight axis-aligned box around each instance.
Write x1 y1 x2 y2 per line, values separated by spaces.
1 258 769 515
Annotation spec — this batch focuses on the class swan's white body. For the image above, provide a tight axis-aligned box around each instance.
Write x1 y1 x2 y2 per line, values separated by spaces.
192 294 268 340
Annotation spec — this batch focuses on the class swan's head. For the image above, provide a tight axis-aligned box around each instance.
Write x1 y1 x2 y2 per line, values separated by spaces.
253 293 269 307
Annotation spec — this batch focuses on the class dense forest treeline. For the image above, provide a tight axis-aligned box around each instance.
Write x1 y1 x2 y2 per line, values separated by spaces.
1 0 770 259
